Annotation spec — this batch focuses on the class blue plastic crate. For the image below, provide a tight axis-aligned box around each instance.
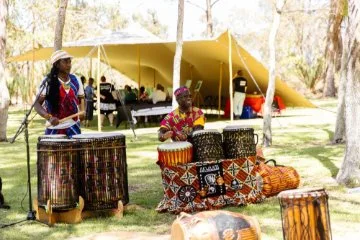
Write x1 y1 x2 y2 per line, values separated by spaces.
240 106 255 119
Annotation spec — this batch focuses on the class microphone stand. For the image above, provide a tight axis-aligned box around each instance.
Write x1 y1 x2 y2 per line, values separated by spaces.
1 79 49 228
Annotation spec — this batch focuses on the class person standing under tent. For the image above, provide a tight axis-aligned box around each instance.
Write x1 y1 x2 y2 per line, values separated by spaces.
158 86 205 142
84 77 95 127
34 50 85 138
233 70 248 119
98 76 117 127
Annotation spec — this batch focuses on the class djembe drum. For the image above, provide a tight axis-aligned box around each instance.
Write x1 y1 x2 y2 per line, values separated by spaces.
278 188 332 240
190 129 224 162
223 125 258 159
37 139 79 210
171 210 261 240
73 133 129 210
158 141 193 166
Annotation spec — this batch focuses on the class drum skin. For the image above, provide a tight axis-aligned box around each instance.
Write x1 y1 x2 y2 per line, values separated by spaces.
171 210 261 240
278 188 332 240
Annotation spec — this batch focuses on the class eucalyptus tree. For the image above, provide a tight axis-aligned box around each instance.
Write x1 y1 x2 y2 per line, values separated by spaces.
336 0 360 186
0 0 10 142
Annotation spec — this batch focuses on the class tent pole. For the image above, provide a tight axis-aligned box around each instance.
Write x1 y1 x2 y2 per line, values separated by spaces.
228 30 234 122
137 46 141 95
153 68 156 88
89 57 92 78
97 45 101 132
189 64 193 81
218 62 223 118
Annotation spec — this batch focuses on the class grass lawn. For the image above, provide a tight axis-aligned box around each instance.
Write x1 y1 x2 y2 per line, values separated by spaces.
0 98 359 240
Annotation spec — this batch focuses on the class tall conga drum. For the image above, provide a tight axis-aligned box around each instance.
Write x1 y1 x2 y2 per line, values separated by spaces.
158 141 193 166
37 139 79 210
171 210 261 240
190 129 224 162
278 188 332 240
73 133 128 210
223 125 258 159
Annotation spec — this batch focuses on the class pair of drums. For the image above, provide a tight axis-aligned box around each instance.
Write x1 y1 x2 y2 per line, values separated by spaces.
37 133 128 211
190 126 258 162
278 188 332 240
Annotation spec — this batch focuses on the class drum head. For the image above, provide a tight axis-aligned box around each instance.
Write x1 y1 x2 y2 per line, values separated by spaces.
38 134 67 140
158 141 192 151
72 132 125 139
39 139 76 143
191 129 220 136
278 187 326 199
224 125 253 131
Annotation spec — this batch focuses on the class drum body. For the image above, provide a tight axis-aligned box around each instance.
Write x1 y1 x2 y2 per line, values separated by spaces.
37 139 79 210
190 129 224 162
171 210 261 240
158 142 193 166
223 125 258 159
278 188 332 240
73 133 128 210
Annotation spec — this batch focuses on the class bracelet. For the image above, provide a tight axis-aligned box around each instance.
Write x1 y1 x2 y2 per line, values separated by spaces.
44 113 52 120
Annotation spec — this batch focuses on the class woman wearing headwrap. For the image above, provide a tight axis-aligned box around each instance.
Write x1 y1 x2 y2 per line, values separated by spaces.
34 50 85 137
158 86 205 142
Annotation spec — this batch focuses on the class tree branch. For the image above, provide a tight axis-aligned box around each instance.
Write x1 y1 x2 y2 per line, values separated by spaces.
185 0 205 11
211 0 220 8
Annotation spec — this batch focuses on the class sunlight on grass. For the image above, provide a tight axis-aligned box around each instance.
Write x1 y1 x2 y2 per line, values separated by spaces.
1 99 359 240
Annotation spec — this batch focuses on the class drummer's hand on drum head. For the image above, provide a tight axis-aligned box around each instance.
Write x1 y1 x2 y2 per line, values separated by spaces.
177 132 187 141
163 131 173 140
49 116 60 126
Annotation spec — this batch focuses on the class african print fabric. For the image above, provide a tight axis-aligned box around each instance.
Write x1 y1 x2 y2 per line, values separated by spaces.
160 107 205 141
156 157 265 214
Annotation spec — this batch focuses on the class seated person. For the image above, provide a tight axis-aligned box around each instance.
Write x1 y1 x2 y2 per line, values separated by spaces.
149 83 166 104
139 86 149 102
158 86 205 142
124 85 137 104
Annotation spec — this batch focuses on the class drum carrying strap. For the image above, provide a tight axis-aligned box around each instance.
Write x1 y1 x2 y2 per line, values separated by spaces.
264 159 284 167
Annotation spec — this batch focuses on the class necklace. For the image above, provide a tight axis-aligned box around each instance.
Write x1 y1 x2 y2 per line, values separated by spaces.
58 77 71 90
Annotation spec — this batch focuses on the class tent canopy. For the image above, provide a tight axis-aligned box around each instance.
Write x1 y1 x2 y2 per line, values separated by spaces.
7 30 314 108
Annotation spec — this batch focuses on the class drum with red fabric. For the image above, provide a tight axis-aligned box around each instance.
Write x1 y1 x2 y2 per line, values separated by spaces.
171 210 261 240
73 133 128 210
37 139 79 210
278 188 332 240
157 141 193 166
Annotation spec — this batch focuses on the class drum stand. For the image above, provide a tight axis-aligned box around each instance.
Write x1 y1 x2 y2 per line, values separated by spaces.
1 81 49 228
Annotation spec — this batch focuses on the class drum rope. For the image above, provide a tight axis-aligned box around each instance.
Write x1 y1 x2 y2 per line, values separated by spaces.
37 145 126 152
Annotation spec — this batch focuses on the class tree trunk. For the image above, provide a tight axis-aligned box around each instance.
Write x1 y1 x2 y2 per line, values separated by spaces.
263 0 286 147
0 0 10 142
206 0 213 37
322 0 345 97
336 0 360 186
172 0 184 109
54 0 68 50
333 18 348 144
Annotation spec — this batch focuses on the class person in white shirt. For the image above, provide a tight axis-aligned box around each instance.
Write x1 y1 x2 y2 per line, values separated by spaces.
149 83 167 104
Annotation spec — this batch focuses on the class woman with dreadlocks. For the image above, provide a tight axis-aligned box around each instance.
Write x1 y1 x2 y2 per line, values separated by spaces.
34 50 85 137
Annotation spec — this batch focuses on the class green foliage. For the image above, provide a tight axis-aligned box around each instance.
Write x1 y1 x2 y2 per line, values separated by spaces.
291 55 324 91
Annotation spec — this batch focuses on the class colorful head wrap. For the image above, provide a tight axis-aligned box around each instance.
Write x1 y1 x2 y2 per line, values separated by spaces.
174 86 190 97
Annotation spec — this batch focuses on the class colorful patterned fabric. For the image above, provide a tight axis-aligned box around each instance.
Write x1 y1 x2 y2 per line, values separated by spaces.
160 107 205 141
40 74 83 137
156 157 265 213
